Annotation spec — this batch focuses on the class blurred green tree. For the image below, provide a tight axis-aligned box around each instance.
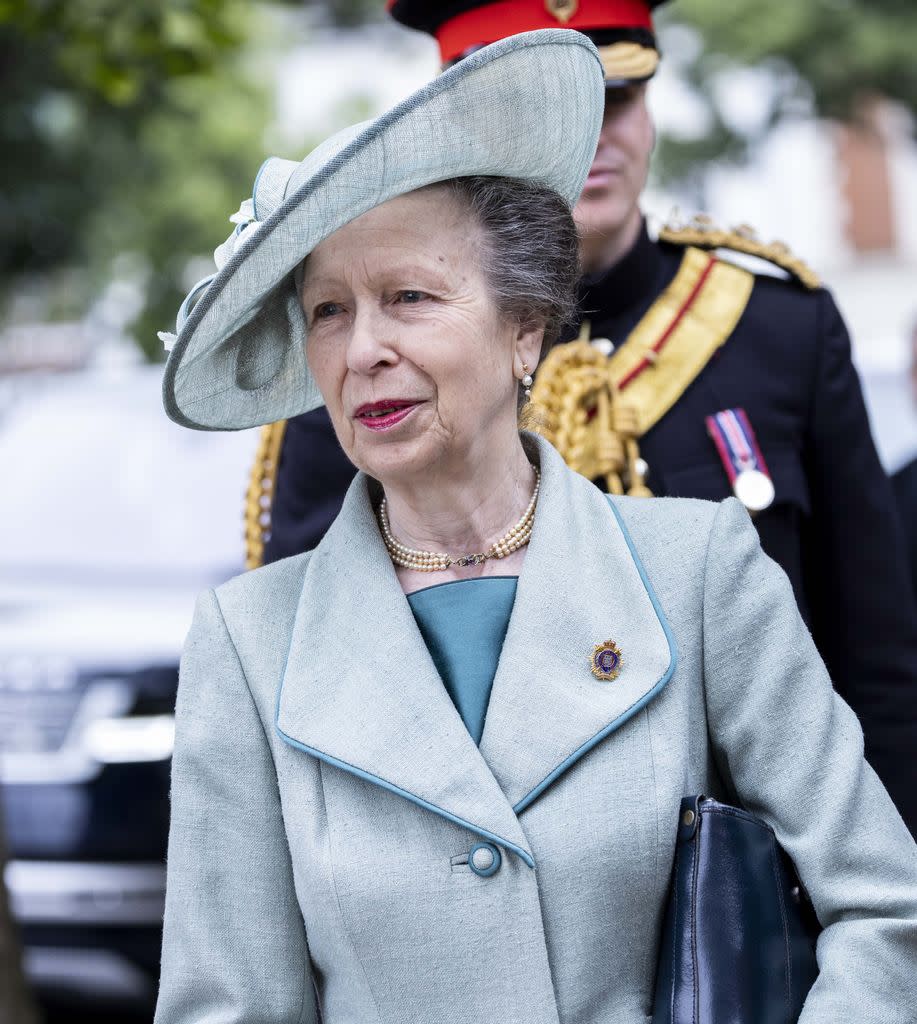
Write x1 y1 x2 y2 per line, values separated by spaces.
0 1 283 360
657 0 917 184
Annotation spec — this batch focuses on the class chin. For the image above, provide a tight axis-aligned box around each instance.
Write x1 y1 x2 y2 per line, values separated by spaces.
349 433 443 487
575 191 633 238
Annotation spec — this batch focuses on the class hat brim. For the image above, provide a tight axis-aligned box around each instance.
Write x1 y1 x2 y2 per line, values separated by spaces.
163 29 604 431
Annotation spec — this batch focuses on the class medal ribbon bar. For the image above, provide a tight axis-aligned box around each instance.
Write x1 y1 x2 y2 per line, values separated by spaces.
705 408 775 513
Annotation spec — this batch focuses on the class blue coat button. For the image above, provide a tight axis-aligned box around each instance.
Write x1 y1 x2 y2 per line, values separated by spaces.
468 842 501 877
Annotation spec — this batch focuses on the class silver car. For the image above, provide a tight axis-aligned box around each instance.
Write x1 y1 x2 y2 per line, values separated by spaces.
0 366 257 1015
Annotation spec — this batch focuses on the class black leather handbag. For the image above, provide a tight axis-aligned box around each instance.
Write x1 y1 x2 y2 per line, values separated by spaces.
652 796 820 1024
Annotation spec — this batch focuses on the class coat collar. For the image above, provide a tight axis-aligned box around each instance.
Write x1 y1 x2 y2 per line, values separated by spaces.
275 434 676 866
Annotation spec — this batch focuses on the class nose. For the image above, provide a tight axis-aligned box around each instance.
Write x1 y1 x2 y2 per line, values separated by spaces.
596 112 619 148
345 305 398 376
590 124 615 169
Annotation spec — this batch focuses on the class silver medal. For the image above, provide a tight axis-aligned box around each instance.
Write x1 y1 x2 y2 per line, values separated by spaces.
733 468 775 512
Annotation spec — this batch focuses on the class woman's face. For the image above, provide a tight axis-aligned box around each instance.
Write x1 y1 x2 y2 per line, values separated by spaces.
302 188 541 486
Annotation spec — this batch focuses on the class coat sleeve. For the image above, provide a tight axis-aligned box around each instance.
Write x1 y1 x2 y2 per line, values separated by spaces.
154 588 320 1024
802 289 917 834
702 498 917 1023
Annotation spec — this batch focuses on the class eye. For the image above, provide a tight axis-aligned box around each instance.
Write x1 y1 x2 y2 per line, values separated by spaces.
313 301 345 321
604 83 642 111
395 290 429 305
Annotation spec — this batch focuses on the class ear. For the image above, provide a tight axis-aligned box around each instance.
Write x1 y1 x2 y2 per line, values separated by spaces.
513 323 544 379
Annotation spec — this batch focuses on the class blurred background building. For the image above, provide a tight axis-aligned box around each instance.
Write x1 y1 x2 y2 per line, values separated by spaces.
1 1 915 1019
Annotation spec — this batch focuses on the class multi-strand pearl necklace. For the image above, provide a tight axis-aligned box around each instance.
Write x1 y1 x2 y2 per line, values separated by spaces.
377 468 540 573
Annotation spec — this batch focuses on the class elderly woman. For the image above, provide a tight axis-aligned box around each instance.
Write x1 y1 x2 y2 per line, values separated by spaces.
155 30 917 1024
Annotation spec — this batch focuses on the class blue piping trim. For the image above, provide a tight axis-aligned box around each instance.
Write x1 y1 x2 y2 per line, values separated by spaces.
512 496 679 815
276 725 535 869
273 676 535 869
273 587 534 868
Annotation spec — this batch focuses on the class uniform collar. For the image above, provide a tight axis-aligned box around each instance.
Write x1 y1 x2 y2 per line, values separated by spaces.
579 216 663 323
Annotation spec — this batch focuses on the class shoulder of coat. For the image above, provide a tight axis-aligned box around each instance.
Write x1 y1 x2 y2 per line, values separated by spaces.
608 493 720 545
657 212 821 291
219 540 313 613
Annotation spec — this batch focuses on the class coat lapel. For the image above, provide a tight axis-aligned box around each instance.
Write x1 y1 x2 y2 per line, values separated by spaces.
275 474 535 866
275 434 676 863
479 437 677 813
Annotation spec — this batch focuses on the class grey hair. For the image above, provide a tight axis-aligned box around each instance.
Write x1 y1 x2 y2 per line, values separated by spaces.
431 176 580 354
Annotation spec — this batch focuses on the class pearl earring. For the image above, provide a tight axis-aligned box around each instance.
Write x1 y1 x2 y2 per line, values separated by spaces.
521 362 533 402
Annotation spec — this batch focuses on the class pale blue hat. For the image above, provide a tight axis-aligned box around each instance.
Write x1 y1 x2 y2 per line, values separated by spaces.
162 29 604 431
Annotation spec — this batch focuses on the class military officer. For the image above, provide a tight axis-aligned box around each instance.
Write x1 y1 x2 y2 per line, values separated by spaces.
243 0 917 834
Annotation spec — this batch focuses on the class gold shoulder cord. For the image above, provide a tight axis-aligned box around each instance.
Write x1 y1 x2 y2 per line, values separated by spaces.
531 245 755 494
658 213 821 290
244 419 288 570
530 335 649 496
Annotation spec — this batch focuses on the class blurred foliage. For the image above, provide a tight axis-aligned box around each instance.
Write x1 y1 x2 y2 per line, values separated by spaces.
657 0 917 184
0 1 288 360
7 0 915 358
85 64 276 360
0 0 245 104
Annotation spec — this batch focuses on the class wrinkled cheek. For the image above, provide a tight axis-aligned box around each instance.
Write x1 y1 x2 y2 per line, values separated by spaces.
453 359 486 391
333 402 357 452
439 381 511 442
413 400 449 444
318 379 354 453
334 416 356 455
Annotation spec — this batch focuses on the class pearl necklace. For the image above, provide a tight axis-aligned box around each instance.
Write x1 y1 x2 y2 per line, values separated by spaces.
377 468 540 572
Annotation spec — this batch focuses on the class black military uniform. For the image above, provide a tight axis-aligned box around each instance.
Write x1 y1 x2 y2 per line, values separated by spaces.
243 1 917 835
892 455 917 599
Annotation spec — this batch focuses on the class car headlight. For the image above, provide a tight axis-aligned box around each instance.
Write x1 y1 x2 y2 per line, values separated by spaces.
82 714 175 764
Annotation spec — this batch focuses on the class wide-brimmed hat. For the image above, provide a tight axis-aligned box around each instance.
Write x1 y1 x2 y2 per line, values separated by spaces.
162 29 604 431
388 0 670 87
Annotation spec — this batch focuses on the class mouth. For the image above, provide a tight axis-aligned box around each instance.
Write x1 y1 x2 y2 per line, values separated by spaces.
584 166 619 188
353 399 423 432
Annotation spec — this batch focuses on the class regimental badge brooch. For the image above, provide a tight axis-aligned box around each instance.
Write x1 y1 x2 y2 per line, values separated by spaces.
591 640 623 681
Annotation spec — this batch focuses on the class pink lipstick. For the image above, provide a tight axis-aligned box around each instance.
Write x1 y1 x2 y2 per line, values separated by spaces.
354 399 421 431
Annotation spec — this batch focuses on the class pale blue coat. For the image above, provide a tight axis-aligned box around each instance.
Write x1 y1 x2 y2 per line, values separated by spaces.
155 435 917 1024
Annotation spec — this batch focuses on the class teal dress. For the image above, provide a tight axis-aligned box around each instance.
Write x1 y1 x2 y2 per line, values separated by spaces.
406 577 517 745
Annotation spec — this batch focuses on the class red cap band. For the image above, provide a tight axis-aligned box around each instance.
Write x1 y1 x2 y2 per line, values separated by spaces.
434 0 654 64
